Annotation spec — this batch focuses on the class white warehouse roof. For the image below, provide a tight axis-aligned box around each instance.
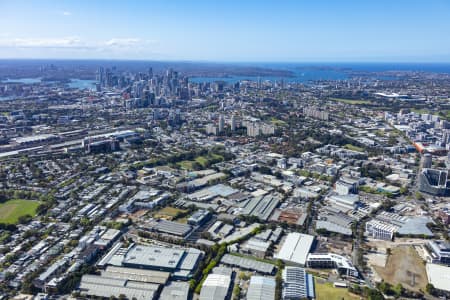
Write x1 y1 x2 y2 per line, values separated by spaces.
275 232 314 266
426 263 450 292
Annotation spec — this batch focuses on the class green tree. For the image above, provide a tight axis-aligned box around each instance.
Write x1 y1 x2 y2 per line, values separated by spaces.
233 284 241 300
425 283 436 295
393 283 404 297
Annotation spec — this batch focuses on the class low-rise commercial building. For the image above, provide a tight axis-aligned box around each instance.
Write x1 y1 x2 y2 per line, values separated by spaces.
160 281 190 300
306 253 359 278
199 267 233 300
365 219 398 240
425 240 450 265
221 254 275 274
247 276 276 300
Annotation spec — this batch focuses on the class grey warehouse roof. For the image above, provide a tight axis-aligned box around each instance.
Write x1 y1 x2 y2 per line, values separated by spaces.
221 254 275 274
160 281 190 300
247 276 276 300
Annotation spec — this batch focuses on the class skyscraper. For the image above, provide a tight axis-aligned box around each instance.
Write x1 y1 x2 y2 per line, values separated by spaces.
230 115 236 131
148 67 153 79
219 115 225 133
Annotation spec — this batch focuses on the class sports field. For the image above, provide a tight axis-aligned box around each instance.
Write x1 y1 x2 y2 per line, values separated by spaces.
329 97 371 105
315 279 360 300
0 199 41 224
344 144 365 152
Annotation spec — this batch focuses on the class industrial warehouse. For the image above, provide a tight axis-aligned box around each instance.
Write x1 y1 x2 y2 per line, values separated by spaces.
97 243 203 280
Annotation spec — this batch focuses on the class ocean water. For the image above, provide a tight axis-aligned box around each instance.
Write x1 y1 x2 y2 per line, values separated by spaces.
191 62 450 83
190 68 347 83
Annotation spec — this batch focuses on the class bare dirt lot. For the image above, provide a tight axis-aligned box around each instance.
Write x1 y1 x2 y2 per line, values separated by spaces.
374 245 427 292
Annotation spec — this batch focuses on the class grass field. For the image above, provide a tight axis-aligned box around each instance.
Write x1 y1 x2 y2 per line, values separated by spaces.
411 108 450 121
314 279 360 300
410 108 430 114
374 246 427 292
177 160 196 170
329 97 371 105
195 156 209 166
177 153 224 170
0 199 41 224
270 117 287 126
153 206 188 221
344 144 365 152
153 206 187 218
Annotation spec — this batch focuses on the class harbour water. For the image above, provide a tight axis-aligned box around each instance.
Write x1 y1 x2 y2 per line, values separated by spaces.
191 62 450 83
1 78 98 89
2 63 450 87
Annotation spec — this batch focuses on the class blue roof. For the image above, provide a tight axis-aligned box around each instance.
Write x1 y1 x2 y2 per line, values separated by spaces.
306 273 315 298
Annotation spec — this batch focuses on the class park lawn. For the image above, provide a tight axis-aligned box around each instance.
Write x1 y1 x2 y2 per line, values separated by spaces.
329 97 371 105
344 144 364 152
209 153 224 160
195 156 209 167
0 199 41 224
411 108 430 114
270 117 287 126
178 153 224 170
314 279 360 300
177 160 196 170
410 108 450 121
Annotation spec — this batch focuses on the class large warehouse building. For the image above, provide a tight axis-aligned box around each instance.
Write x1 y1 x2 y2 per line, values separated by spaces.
426 263 450 293
78 274 160 299
199 267 233 300
275 233 315 266
247 276 276 300
97 242 203 280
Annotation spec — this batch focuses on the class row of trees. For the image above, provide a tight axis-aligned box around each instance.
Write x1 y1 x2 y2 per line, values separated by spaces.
130 146 234 171
348 284 385 300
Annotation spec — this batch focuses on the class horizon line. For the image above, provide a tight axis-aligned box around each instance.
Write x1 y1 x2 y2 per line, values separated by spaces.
1 58 450 65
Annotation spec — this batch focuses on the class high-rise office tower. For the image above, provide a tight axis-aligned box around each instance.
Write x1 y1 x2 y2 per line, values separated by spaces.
219 115 225 133
148 67 153 79
231 115 236 131
423 153 432 169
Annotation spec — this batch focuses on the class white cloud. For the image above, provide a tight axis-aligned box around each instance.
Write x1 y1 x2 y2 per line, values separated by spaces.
62 11 72 16
0 37 157 50
0 36 161 58
0 37 85 48
104 38 141 47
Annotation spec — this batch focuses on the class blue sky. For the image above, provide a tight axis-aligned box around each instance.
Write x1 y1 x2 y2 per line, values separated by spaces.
1 0 450 62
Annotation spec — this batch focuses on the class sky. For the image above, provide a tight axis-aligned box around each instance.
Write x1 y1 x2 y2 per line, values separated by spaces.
1 0 450 62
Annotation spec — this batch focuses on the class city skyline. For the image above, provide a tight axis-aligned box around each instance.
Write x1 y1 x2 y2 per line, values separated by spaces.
1 0 450 62
2 2 450 297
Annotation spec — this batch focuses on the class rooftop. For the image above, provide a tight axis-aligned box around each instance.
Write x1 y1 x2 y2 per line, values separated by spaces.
247 276 276 300
275 232 315 266
426 263 450 292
